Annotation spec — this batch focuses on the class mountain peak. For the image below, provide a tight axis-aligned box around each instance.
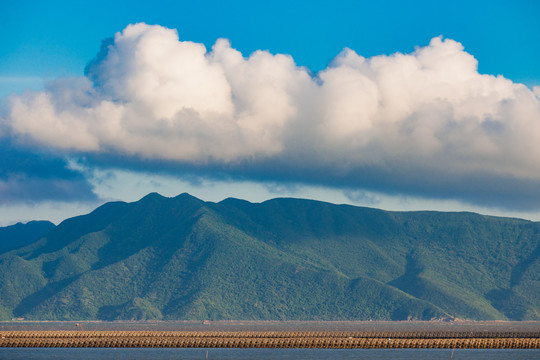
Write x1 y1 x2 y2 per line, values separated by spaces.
173 192 202 201
139 192 167 202
135 192 205 205
219 197 252 206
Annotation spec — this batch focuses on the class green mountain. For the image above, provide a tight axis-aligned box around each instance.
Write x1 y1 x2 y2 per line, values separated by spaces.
0 221 55 254
0 193 538 321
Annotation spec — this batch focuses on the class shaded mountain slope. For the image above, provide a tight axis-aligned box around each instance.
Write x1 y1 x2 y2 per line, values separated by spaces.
0 221 55 254
0 193 537 321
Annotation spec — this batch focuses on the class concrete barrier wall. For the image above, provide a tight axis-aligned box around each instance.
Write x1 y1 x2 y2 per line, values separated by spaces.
0 331 538 349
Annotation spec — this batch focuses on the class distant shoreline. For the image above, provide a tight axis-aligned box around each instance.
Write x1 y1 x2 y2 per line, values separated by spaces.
2 320 539 333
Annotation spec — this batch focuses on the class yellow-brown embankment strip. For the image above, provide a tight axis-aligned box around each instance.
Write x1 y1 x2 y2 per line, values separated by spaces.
0 331 538 349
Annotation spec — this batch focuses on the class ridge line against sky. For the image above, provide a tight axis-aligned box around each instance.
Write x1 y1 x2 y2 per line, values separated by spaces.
1 0 540 225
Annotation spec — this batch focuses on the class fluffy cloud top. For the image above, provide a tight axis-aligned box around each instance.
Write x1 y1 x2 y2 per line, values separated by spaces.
3 23 540 209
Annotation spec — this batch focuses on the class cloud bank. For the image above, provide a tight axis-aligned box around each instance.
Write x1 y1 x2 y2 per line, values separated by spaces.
0 139 96 204
3 23 540 210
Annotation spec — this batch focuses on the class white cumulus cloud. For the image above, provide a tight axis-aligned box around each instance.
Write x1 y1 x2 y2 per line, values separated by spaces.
3 23 540 209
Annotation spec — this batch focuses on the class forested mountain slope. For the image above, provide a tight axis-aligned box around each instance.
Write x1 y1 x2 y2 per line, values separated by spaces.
0 221 55 254
0 193 537 321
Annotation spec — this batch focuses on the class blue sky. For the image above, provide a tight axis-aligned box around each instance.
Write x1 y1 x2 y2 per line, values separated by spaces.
2 0 539 94
1 0 540 225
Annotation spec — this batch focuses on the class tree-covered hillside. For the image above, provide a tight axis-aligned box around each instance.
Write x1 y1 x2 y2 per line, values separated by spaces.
0 221 55 254
0 193 537 321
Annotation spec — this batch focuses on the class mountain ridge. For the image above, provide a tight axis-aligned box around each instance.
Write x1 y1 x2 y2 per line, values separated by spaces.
0 193 538 321
0 220 55 254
